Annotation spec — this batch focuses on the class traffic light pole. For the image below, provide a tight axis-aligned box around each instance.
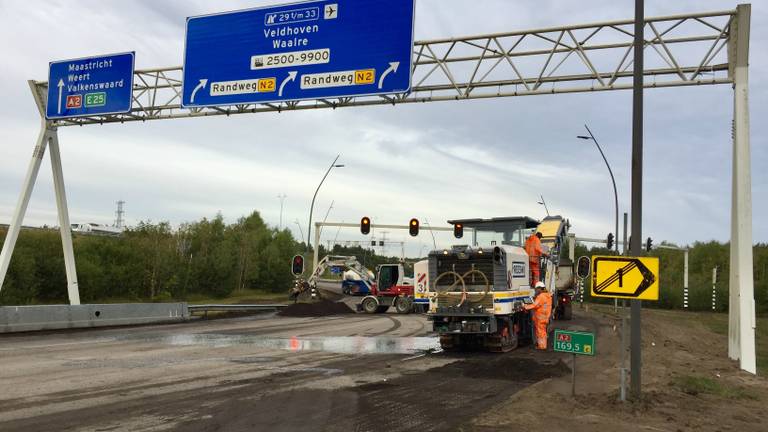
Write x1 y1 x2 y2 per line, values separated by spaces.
629 0 644 400
312 221 459 269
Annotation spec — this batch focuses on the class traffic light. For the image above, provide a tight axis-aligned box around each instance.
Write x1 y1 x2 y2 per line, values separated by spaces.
453 223 464 239
291 254 305 276
360 216 371 235
576 256 591 279
409 218 419 237
646 237 653 252
606 233 614 250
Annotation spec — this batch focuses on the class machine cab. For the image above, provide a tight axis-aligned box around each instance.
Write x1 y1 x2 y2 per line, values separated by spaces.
375 263 408 295
447 216 540 248
377 264 400 291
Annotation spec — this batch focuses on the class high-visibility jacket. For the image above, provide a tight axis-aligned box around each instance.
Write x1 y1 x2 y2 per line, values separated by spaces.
525 234 544 260
525 291 552 323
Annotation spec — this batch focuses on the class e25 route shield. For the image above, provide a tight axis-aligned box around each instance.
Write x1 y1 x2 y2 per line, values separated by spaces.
182 0 415 108
591 256 659 300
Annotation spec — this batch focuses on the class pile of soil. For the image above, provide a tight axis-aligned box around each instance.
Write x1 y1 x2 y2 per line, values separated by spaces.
278 299 355 317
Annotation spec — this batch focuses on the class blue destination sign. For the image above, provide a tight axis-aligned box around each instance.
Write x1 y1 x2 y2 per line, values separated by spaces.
46 52 135 120
182 0 415 107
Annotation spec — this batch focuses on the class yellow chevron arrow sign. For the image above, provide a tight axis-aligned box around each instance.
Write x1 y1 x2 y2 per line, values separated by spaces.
591 256 660 301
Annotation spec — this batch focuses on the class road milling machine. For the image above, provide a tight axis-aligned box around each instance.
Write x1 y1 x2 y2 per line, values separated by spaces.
428 216 576 352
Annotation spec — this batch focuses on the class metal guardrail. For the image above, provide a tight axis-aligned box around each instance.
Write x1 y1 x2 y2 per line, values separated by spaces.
188 304 288 316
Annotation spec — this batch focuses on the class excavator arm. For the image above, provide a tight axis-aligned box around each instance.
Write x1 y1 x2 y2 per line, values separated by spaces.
290 255 375 303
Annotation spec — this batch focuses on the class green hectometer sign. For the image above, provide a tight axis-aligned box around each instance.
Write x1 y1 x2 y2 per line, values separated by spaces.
554 329 595 356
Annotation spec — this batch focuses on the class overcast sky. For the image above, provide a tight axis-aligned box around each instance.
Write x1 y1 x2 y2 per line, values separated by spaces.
0 0 765 256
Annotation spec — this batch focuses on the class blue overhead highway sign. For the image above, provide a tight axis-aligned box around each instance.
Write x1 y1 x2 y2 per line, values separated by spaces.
46 52 135 120
182 0 415 108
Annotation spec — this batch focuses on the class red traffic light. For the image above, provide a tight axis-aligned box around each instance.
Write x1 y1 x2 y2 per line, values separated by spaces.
291 254 305 276
360 217 371 235
454 223 463 239
409 218 419 237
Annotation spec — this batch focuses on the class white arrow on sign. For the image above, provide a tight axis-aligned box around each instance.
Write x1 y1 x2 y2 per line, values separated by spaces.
377 62 400 90
190 79 208 104
279 71 298 97
57 79 65 114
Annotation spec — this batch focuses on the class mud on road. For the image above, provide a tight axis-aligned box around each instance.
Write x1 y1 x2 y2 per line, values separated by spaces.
0 312 571 432
174 352 570 432
8 304 753 432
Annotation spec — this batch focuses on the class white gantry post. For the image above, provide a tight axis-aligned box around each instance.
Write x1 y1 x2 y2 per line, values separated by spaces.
0 122 51 294
728 4 755 374
0 81 80 305
49 130 80 305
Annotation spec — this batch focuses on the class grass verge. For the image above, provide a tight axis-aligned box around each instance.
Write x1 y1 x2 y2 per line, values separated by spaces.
671 374 758 400
696 313 768 376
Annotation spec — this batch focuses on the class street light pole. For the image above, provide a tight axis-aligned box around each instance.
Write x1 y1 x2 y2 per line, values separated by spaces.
537 195 550 216
578 125 619 255
317 199 335 242
294 219 305 244
307 154 344 254
277 193 287 230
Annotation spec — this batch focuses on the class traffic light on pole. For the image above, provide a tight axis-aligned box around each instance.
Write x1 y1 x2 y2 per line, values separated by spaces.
291 255 305 276
409 218 419 237
607 233 614 250
454 223 463 239
360 217 371 235
646 237 653 252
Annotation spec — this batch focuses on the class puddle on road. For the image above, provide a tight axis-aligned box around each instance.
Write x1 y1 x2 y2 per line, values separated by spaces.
142 334 440 355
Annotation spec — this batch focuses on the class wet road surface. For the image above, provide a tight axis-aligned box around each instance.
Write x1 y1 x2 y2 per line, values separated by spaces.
0 312 567 431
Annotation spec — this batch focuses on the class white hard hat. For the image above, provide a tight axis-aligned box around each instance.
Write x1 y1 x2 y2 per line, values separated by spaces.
535 281 546 289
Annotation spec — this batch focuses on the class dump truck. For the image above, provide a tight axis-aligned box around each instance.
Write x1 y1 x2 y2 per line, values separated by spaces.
427 216 575 351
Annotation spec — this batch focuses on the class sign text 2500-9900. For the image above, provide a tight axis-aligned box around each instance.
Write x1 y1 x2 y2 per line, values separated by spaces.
252 48 331 70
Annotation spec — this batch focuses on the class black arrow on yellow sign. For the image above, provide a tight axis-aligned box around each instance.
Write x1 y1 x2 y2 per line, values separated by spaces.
593 257 656 298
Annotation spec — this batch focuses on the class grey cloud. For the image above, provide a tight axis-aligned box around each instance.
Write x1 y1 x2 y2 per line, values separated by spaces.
0 0 765 256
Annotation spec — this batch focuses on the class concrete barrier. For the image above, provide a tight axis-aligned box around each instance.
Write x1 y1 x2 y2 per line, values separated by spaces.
0 303 189 333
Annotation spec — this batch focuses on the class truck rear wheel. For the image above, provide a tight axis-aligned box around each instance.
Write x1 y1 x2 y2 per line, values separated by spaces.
361 296 379 314
394 297 413 314
486 320 518 352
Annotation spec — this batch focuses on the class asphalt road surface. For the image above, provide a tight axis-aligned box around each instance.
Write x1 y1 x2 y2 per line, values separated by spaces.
0 311 569 432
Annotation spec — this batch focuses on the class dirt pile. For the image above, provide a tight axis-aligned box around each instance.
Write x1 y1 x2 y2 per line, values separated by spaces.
278 299 355 317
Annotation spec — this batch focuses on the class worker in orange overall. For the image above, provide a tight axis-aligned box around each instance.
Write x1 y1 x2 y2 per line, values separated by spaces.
525 232 548 286
525 281 552 350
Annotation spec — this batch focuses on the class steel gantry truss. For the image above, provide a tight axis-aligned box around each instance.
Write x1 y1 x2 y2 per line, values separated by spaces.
31 8 739 126
0 5 756 373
